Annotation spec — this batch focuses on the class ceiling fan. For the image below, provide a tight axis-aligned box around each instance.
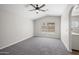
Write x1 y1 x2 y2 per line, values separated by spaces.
27 4 48 14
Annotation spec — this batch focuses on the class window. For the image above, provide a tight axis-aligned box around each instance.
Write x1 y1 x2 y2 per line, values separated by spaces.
41 22 55 32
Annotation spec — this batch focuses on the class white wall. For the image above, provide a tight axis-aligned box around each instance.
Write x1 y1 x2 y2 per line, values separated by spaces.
34 16 61 39
61 5 74 51
0 5 33 49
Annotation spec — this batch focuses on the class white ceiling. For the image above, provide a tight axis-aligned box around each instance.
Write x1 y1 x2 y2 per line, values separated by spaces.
0 4 67 20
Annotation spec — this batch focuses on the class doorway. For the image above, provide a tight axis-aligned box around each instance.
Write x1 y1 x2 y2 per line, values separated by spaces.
70 4 79 53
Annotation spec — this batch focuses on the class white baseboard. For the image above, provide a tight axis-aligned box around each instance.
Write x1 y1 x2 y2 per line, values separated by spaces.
67 49 72 52
0 34 33 49
61 39 72 52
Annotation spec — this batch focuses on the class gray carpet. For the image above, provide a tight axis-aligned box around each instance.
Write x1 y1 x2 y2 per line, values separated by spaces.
0 36 71 55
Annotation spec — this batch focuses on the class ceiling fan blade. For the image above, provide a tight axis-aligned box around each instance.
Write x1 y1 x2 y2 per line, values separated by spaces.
29 9 35 11
39 4 45 8
39 9 48 12
30 4 36 8
39 10 46 12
